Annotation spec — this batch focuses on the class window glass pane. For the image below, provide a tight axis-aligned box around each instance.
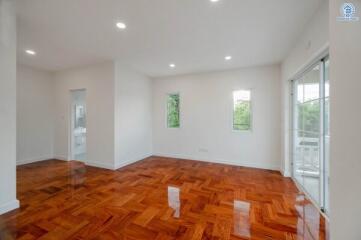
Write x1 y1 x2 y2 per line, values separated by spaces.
293 58 329 213
297 103 303 131
303 65 320 101
301 99 320 133
233 90 251 131
325 97 330 135
293 62 321 207
297 79 304 103
325 59 330 98
302 133 320 203
324 133 330 214
293 130 304 184
167 94 180 128
324 58 330 214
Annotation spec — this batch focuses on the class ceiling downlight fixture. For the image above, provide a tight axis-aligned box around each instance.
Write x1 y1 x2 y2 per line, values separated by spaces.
116 22 127 30
25 49 36 55
225 55 232 61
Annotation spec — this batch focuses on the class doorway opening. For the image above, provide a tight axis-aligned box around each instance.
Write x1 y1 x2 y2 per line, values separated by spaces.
70 89 87 161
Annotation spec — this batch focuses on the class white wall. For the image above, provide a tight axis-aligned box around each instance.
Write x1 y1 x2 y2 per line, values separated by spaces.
53 62 115 169
16 61 153 170
330 0 361 238
17 65 55 165
281 0 329 176
0 0 19 214
114 63 153 168
152 65 281 170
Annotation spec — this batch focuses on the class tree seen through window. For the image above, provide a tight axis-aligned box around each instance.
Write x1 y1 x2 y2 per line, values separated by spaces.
167 94 180 128
233 90 251 131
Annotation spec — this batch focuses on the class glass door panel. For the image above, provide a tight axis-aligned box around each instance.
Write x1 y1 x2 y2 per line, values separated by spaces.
324 58 330 214
292 58 330 214
293 77 304 188
292 62 325 208
293 130 305 185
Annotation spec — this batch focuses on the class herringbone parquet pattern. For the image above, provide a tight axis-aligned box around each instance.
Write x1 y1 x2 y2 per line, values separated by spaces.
0 157 328 239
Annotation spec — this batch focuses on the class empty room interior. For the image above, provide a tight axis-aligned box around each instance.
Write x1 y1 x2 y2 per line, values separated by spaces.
1 0 361 239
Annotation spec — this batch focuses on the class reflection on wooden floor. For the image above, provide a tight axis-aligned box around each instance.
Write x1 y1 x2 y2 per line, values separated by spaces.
0 156 329 239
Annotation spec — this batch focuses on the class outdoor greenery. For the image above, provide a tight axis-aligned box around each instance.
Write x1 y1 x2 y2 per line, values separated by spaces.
233 101 251 131
298 100 320 137
167 94 180 128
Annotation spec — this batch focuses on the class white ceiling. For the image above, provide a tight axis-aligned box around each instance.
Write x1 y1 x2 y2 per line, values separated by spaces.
16 0 322 77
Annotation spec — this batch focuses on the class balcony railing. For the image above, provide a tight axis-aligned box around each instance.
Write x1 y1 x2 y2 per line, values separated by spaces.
294 137 320 178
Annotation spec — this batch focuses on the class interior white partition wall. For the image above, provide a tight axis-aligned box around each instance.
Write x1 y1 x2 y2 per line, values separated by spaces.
152 65 281 170
53 62 116 169
17 65 55 165
330 0 361 239
15 61 153 171
114 62 153 169
0 0 19 214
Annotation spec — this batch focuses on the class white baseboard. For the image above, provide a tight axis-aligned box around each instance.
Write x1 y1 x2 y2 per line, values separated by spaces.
114 153 152 170
281 169 291 177
16 154 146 171
54 155 69 161
85 161 115 170
0 199 19 215
154 153 281 172
15 153 280 174
17 155 54 166
17 155 70 166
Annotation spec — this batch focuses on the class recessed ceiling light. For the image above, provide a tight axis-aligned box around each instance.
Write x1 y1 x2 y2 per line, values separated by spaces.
25 49 36 55
210 0 220 2
225 55 232 61
169 63 176 68
116 22 127 29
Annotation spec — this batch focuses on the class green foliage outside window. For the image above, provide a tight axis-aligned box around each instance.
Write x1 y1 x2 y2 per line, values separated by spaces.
298 100 320 137
167 94 180 128
233 101 251 131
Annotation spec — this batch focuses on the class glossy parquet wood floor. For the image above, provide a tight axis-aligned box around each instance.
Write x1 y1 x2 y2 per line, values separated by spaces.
0 157 328 240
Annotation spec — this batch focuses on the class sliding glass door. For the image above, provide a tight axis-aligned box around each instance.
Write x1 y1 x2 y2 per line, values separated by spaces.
292 57 329 214
323 58 330 214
